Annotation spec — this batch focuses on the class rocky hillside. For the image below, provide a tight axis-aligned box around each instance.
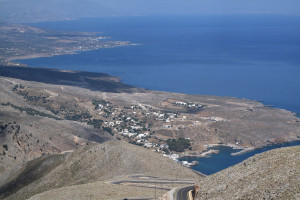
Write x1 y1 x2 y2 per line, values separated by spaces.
1 140 201 200
194 146 300 199
0 76 114 180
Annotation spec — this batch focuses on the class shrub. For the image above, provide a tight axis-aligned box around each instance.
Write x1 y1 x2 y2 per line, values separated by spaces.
3 144 8 151
87 119 103 129
167 138 191 152
103 127 114 136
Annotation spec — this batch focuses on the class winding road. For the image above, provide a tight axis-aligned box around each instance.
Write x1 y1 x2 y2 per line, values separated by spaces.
110 175 196 200
175 185 194 200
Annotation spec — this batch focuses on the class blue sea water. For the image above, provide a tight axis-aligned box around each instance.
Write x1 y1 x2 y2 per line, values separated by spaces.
179 140 300 175
18 15 300 174
20 15 300 116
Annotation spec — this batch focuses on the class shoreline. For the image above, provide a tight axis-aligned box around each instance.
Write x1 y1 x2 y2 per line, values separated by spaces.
164 140 300 170
7 43 141 62
177 143 249 160
5 42 300 119
7 56 300 120
179 139 300 160
7 52 78 62
178 149 220 158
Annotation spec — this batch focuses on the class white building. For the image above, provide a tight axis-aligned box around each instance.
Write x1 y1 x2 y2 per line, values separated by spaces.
137 133 146 138
144 142 154 148
128 133 137 137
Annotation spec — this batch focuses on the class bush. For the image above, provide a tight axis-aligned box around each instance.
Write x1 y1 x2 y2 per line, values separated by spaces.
162 147 170 154
5 103 61 120
87 119 103 129
103 127 114 136
3 144 8 151
65 112 91 121
167 138 191 152
92 100 110 110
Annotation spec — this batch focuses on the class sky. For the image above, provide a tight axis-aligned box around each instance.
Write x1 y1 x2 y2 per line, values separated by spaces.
1 0 300 23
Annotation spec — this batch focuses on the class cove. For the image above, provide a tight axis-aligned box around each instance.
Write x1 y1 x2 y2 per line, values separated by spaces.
179 140 300 175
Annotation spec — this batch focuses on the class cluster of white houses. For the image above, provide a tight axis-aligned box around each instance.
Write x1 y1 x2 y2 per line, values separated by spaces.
163 153 198 168
90 100 206 169
120 129 149 138
174 101 203 108
94 100 189 134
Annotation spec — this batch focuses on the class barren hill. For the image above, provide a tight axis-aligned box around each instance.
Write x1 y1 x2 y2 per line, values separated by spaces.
1 140 201 200
194 146 300 199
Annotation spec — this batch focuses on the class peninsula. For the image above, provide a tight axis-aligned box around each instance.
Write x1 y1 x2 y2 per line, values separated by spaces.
0 23 133 65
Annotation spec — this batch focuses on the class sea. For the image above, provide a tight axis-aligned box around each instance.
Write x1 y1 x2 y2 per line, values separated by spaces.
17 14 300 174
179 140 300 175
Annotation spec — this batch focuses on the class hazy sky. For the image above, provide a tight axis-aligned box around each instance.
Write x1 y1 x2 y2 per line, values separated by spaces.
102 0 300 15
1 0 300 23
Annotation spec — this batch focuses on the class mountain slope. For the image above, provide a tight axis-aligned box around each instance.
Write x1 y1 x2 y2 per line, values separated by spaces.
195 146 300 199
1 140 201 200
0 75 113 181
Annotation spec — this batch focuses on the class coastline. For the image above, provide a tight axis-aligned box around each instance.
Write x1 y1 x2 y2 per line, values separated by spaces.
9 52 300 121
178 149 220 159
177 140 300 174
179 139 300 159
7 52 78 62
176 144 249 160
7 43 141 63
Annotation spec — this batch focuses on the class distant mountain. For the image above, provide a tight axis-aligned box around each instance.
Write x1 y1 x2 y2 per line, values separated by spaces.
1 0 300 23
0 0 120 23
194 146 300 199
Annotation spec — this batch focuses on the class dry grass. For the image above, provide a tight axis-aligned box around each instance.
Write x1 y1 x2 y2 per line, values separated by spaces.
28 180 166 200
4 141 201 200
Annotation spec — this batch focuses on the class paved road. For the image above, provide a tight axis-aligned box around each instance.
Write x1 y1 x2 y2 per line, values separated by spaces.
110 175 196 200
111 175 195 191
113 180 194 185
175 186 194 200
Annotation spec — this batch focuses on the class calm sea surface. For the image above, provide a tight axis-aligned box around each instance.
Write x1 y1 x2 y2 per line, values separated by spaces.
20 15 300 115
179 140 300 175
18 15 300 174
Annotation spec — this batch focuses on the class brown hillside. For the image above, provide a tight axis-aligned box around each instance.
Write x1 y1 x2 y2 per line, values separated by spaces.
2 140 200 200
195 146 300 200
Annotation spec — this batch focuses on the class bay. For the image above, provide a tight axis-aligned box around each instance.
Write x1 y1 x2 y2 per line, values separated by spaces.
179 140 300 175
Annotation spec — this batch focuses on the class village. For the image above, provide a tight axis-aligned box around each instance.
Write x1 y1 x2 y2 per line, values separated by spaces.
8 84 231 168
89 99 206 167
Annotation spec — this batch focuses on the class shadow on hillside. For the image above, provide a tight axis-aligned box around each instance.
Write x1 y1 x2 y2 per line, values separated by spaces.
0 65 144 93
0 154 66 199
